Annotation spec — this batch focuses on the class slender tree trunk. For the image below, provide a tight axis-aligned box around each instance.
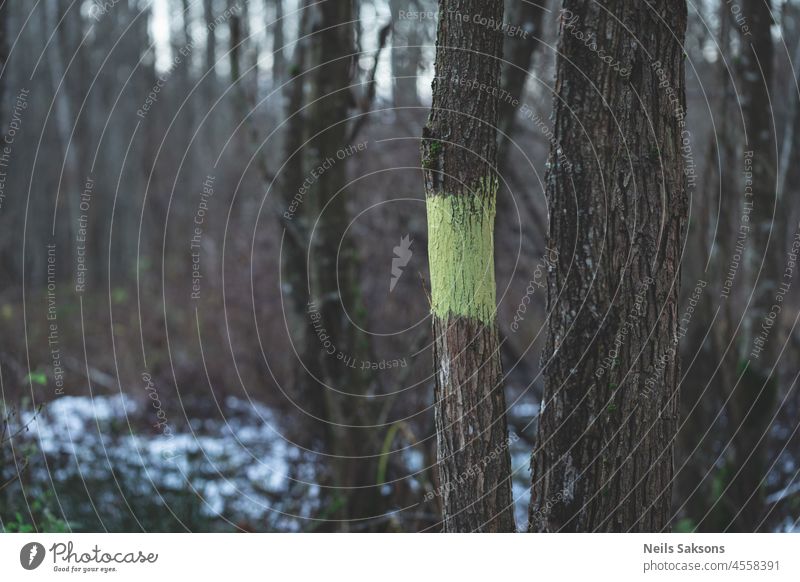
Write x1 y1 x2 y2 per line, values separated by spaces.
45 0 81 270
530 1 687 532
180 0 192 47
0 0 12 489
200 0 219 146
0 0 7 124
228 0 242 85
421 0 516 533
497 0 546 163
279 0 327 446
0 0 9 283
389 0 421 109
679 0 736 532
271 0 285 87
495 0 548 262
203 0 217 78
739 0 778 356
305 0 384 529
724 0 778 533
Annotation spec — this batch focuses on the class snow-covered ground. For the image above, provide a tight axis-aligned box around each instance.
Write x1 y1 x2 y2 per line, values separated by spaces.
5 393 639 532
9 394 320 531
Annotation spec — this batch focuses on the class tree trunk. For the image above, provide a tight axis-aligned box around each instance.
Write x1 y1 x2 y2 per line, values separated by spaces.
203 0 217 78
45 0 81 268
389 0 421 109
228 0 242 85
421 0 516 533
278 0 328 448
724 0 778 533
0 0 7 124
305 0 384 529
497 0 546 163
271 0 285 87
0 0 9 283
678 0 736 532
530 1 687 532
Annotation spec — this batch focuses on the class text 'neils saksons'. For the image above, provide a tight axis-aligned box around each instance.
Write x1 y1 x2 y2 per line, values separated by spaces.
644 543 725 554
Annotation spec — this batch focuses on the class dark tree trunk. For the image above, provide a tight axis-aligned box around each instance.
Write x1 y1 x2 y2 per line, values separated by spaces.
204 0 217 77
271 0 285 86
724 0 778 533
278 0 327 446
497 0 546 163
677 0 736 532
228 0 242 84
530 1 687 532
421 0 516 533
305 0 384 529
0 0 7 123
180 0 192 45
0 0 8 283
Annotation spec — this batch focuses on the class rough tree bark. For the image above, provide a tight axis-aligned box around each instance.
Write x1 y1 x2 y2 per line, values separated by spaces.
421 0 516 533
529 1 687 532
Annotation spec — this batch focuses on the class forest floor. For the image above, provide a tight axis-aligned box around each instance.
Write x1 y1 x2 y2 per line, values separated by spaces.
2 392 534 532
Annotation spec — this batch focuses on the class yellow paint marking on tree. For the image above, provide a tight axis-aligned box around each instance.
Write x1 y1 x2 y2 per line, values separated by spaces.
426 181 498 324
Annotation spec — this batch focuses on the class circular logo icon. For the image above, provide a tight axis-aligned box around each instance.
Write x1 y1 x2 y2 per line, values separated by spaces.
20 542 46 570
